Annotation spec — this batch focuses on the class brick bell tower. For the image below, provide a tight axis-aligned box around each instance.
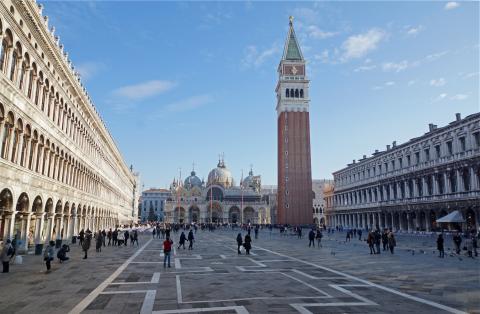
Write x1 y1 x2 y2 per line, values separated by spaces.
276 16 313 225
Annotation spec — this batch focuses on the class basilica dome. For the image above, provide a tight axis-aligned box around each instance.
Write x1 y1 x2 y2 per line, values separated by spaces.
208 159 235 188
241 169 255 188
184 170 202 189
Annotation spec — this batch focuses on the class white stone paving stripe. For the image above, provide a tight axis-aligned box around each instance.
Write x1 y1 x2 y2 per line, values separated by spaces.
151 272 161 283
280 272 332 297
176 275 183 303
255 245 468 314
152 305 249 314
68 238 153 314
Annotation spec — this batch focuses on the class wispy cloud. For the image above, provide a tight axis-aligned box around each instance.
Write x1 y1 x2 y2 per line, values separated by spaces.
241 43 280 68
451 94 468 100
341 28 387 61
432 93 448 103
372 81 396 91
165 94 214 112
430 78 446 87
354 64 376 72
112 80 177 101
405 25 424 37
382 60 409 72
75 61 106 81
445 2 460 10
307 25 338 39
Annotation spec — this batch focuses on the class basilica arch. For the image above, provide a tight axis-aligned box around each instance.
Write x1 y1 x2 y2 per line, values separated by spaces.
208 202 223 223
243 207 255 224
229 206 240 224
188 205 200 223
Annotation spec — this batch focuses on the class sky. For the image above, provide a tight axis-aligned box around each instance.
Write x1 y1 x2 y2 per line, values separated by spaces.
40 1 479 189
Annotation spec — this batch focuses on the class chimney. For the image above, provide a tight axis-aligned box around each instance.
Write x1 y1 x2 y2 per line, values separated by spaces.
387 145 391 150
455 113 461 121
363 155 367 159
375 149 379 153
392 141 397 148
353 159 356 164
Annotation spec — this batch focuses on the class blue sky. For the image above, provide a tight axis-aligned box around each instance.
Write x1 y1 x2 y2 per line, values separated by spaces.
41 1 479 189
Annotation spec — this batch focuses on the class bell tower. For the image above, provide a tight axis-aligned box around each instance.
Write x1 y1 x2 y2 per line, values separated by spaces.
276 16 313 225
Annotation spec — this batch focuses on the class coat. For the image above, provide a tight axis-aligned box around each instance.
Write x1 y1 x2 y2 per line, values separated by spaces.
236 234 243 245
437 237 444 250
82 234 92 251
244 235 252 250
1 243 13 262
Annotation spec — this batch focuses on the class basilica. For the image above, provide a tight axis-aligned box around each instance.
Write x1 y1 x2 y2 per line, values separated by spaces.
164 158 270 224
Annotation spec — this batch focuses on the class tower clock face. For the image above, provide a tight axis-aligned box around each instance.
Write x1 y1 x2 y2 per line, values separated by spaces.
283 64 304 76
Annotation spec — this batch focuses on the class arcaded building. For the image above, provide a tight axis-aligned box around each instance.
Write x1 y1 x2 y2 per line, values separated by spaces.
276 18 313 225
327 113 480 232
0 1 139 253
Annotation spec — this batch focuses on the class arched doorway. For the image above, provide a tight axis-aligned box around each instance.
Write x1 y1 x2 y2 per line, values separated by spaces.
174 207 186 223
429 210 437 231
14 192 29 251
243 207 255 224
188 206 200 223
0 188 14 240
207 202 222 223
30 195 42 250
258 208 267 224
419 211 426 231
229 206 240 224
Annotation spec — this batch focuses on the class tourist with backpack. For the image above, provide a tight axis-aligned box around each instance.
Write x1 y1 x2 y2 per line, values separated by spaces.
1 239 15 273
44 240 56 273
163 236 173 268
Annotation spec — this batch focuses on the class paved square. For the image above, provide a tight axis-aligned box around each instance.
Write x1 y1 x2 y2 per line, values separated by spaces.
0 229 477 314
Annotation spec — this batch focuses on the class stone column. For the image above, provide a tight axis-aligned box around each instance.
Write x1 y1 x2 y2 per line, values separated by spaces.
422 177 428 196
407 213 412 232
45 214 55 243
379 212 384 230
15 130 24 164
433 174 439 195
470 167 478 191
20 213 32 252
444 172 451 194
456 169 464 192
425 211 431 232
3 212 15 240
34 213 45 254
413 179 419 197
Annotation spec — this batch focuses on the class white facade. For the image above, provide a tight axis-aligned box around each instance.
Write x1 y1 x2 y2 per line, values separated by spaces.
0 1 137 252
140 189 170 222
327 113 480 232
312 179 333 226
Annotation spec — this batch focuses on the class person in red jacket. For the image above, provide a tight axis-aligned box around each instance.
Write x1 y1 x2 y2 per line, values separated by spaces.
163 236 173 268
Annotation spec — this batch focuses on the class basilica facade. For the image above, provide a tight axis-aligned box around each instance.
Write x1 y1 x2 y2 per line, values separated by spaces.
0 1 139 253
164 159 270 224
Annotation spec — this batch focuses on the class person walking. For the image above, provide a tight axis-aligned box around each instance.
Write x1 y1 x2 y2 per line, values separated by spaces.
178 232 186 249
387 231 396 254
152 228 156 239
374 230 381 254
124 229 129 246
358 229 362 241
367 231 375 254
346 230 351 242
79 229 85 246
382 230 389 251
236 233 243 255
44 240 55 273
107 229 112 246
465 236 473 258
1 239 14 273
316 229 323 247
132 230 139 246
308 229 315 247
188 230 194 250
96 230 103 252
82 231 92 259
57 244 70 263
254 226 259 239
437 234 445 258
163 236 173 268
244 233 252 255
453 232 462 254
112 229 118 246
102 230 107 247
473 233 478 257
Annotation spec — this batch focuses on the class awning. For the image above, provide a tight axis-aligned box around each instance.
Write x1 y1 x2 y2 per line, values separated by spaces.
436 210 465 223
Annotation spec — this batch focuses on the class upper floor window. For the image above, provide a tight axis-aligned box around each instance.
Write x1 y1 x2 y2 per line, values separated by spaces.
406 155 411 166
300 89 304 98
415 152 420 164
391 160 395 170
459 136 466 152
398 158 403 169
473 132 480 148
285 89 290 98
446 141 453 155
435 145 441 158
424 148 430 162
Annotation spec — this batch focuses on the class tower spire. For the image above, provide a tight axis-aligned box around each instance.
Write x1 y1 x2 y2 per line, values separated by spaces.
282 16 303 61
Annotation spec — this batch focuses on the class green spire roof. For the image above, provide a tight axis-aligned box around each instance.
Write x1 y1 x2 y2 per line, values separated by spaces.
283 17 304 61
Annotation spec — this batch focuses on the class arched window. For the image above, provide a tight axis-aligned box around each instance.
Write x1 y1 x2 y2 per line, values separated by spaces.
9 45 19 81
300 89 304 98
295 89 299 98
290 89 294 97
286 89 289 97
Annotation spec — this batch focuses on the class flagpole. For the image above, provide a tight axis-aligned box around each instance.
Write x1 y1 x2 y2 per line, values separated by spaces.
241 169 244 227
